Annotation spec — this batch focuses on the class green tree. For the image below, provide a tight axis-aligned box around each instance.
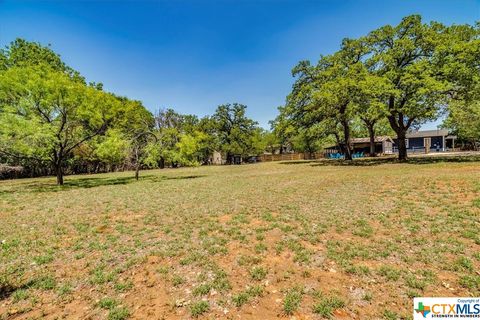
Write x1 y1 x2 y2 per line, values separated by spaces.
365 15 452 160
153 108 184 168
443 101 480 150
354 72 393 156
212 103 258 164
269 106 296 154
94 129 131 168
1 38 83 80
285 39 370 160
0 65 122 184
174 131 210 166
441 23 480 150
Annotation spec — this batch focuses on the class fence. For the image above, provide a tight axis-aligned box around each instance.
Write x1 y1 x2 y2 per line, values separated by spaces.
259 153 325 162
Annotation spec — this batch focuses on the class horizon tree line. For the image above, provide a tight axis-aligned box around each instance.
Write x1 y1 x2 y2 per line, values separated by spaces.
0 15 479 184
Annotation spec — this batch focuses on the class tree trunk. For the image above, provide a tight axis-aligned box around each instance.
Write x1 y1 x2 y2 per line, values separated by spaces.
367 125 376 157
134 147 140 180
334 132 341 152
387 113 409 161
387 97 412 161
342 119 353 161
55 164 64 185
396 130 407 161
135 165 139 180
159 157 165 169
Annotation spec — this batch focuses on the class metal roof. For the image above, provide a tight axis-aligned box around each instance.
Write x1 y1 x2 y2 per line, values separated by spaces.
351 136 393 144
404 129 449 138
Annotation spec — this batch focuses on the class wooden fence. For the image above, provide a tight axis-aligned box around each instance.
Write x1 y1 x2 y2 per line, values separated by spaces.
258 153 325 162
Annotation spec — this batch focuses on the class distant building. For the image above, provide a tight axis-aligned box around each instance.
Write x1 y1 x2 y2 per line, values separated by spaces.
264 143 295 155
325 136 394 155
324 130 457 156
393 129 457 153
350 136 394 154
211 151 225 165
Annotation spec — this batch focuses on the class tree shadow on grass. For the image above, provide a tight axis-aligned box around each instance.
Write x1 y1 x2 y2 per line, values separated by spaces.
0 275 65 301
0 276 41 301
0 174 206 194
277 160 318 165
0 283 21 301
309 155 480 167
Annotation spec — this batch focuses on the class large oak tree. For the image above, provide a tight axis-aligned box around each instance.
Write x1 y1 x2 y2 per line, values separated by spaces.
0 65 123 184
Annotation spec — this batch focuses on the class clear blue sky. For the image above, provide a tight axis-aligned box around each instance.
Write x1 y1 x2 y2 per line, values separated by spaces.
1 0 479 129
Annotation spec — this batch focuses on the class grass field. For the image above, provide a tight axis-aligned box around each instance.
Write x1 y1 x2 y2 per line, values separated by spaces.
1 159 480 319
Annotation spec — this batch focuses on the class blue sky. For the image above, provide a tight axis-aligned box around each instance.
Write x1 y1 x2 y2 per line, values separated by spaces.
1 0 479 129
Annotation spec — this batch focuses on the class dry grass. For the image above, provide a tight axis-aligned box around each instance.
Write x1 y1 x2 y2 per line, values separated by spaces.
1 159 479 319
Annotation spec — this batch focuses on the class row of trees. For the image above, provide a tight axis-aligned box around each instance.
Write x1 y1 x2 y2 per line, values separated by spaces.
271 15 480 160
1 15 479 184
0 39 266 184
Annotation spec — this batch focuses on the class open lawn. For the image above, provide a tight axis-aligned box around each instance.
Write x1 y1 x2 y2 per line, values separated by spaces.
1 159 480 319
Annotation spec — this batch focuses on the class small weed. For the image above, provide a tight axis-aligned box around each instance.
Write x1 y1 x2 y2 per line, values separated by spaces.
246 285 264 297
193 283 211 296
212 269 231 291
378 265 401 281
363 292 373 302
345 265 370 275
33 254 54 265
352 219 373 238
190 301 209 317
33 275 56 290
452 257 474 272
108 307 130 320
250 266 267 281
283 287 303 315
254 243 267 253
459 275 480 290
114 281 133 292
406 289 420 299
90 267 116 285
472 198 480 208
157 266 169 275
232 292 249 307
313 295 345 318
404 274 426 290
12 289 29 302
58 283 73 296
232 285 264 307
98 297 118 310
383 309 399 320
237 255 261 266
172 275 185 287
474 252 480 261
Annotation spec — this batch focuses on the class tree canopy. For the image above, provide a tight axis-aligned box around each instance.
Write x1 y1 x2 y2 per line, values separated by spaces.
273 15 480 160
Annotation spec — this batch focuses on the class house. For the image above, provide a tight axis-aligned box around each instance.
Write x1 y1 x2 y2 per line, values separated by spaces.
349 136 394 154
211 151 225 165
210 151 252 165
393 129 457 153
325 136 394 155
264 142 295 155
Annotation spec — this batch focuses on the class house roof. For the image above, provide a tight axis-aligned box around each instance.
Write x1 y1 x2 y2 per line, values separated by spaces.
325 136 393 149
351 136 393 144
404 129 449 138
